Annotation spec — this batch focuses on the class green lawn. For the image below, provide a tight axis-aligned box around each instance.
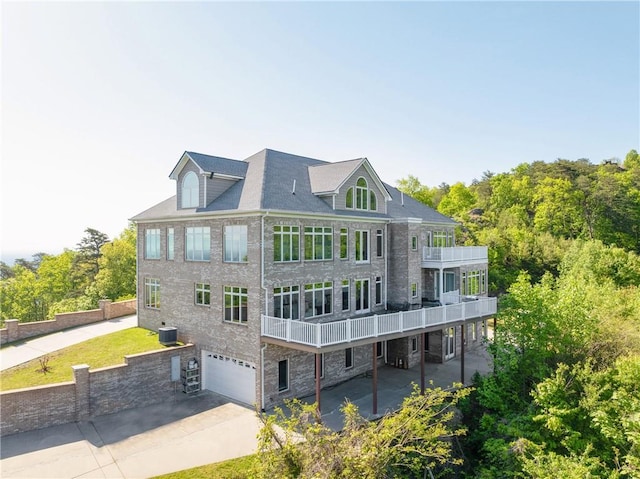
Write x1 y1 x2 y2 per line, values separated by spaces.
1 327 179 391
152 455 256 479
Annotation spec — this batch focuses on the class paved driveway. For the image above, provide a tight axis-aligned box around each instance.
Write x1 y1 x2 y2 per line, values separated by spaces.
0 315 139 371
0 392 260 479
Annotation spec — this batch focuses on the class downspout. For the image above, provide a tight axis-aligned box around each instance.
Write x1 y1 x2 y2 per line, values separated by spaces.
384 222 389 309
261 343 267 411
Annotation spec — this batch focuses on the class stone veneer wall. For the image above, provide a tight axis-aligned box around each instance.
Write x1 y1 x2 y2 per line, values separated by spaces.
0 344 195 436
0 299 137 345
262 343 383 409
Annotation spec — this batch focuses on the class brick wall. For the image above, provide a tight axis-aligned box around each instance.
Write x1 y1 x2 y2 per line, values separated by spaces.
0 299 137 345
0 344 195 436
0 382 77 436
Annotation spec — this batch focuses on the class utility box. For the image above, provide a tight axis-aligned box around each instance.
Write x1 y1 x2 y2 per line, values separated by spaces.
159 327 178 346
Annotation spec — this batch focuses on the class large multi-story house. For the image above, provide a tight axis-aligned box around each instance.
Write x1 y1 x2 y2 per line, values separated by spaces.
131 149 496 411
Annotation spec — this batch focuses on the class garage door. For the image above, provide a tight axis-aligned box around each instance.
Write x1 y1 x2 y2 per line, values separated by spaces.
201 351 256 406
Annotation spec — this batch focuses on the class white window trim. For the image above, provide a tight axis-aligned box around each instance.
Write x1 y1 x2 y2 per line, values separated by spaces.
355 230 370 264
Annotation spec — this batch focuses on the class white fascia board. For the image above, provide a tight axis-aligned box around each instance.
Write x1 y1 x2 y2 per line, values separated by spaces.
169 152 204 180
205 172 245 181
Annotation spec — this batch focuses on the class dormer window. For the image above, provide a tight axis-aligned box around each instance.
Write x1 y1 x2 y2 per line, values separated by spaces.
182 171 199 208
346 177 377 212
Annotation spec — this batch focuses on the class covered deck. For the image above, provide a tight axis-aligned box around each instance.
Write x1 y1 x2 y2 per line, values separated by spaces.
261 297 497 415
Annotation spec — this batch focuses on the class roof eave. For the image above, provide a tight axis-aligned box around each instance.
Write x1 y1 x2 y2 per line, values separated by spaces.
169 152 204 180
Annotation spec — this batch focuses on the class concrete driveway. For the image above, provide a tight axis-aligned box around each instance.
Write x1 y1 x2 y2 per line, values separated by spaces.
0 392 261 479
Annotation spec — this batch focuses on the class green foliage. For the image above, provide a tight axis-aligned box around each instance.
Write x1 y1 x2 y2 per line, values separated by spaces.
0 266 43 322
254 384 469 478
92 223 137 301
397 149 640 294
71 227 110 295
1 225 137 322
527 356 640 476
514 440 605 479
436 182 477 221
151 454 255 479
461 238 640 478
396 174 436 208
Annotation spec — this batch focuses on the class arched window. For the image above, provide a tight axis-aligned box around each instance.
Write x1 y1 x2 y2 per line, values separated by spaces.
182 171 199 208
346 177 379 211
346 187 354 208
356 177 368 210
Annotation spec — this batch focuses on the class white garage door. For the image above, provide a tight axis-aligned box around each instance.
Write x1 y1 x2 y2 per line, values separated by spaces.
201 351 256 406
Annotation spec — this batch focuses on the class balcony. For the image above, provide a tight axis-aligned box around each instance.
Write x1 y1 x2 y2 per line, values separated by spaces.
422 246 488 268
261 297 497 350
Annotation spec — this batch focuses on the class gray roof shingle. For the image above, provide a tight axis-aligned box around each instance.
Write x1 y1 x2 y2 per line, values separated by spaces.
184 151 248 178
132 148 454 225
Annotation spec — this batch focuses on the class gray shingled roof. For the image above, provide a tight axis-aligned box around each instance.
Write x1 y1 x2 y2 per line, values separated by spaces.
308 159 363 194
385 183 457 224
184 151 248 178
132 148 454 225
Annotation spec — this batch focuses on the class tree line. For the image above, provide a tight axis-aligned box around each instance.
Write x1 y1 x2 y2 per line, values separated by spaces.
399 149 640 293
0 225 136 323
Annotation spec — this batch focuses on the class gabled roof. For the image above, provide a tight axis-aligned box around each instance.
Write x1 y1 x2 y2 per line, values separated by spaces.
133 148 454 225
308 159 362 193
308 158 392 202
168 151 248 180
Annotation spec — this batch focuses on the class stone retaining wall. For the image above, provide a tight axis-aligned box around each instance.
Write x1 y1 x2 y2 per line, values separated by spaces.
0 344 196 436
0 299 137 345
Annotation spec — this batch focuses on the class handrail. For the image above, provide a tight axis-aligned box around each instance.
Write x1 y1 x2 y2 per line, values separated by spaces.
261 297 497 348
422 246 488 263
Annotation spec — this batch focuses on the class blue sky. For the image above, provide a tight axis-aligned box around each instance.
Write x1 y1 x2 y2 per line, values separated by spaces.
1 1 638 261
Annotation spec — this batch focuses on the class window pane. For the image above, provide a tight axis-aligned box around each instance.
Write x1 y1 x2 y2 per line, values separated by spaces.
346 188 353 208
278 360 288 391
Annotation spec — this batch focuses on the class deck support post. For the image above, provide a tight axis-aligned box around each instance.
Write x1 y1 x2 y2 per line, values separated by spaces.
460 325 465 385
372 343 378 416
315 353 322 418
420 333 425 394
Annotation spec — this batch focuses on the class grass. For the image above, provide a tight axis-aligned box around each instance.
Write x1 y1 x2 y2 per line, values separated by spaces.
1 327 178 391
151 455 256 479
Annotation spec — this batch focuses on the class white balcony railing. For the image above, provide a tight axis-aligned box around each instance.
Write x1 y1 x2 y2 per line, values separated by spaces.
422 246 488 265
261 297 497 349
441 290 460 305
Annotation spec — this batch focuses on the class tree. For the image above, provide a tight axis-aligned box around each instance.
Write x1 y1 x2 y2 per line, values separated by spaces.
525 356 640 476
0 261 15 280
36 251 75 318
71 227 109 295
254 385 470 478
624 149 640 170
91 223 137 301
0 266 43 321
532 177 586 238
396 175 435 207
436 182 477 220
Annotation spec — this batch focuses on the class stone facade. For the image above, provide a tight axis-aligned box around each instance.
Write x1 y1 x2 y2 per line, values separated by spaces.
133 149 493 411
